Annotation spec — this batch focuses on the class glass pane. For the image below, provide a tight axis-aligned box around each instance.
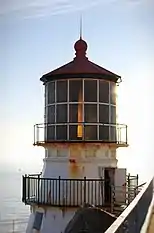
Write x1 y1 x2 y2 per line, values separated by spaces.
99 126 109 141
99 105 109 123
56 104 67 123
45 85 48 106
47 105 55 123
57 80 67 102
84 80 97 102
69 104 83 123
110 82 116 105
44 106 47 123
110 126 117 141
69 80 82 102
84 104 97 123
56 125 67 140
46 126 55 141
110 106 116 124
69 125 82 140
99 80 109 103
84 125 97 140
69 104 77 123
47 82 55 104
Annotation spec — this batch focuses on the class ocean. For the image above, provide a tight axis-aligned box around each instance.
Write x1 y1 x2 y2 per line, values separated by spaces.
0 171 30 233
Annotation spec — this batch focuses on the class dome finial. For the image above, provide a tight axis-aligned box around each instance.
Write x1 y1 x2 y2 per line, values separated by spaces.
74 15 87 58
74 38 87 58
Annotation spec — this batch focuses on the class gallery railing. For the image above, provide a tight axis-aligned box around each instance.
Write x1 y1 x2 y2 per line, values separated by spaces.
33 122 128 146
22 175 139 212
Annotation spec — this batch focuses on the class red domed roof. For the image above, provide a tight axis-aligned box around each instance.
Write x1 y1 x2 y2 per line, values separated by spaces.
41 38 121 83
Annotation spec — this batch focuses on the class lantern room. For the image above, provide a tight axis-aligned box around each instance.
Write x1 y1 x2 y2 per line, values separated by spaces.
34 38 127 146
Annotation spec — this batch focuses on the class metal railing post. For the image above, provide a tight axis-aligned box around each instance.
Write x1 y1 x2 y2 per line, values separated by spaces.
22 175 25 203
126 125 128 144
34 125 35 144
36 124 39 143
84 177 86 204
127 173 131 204
38 175 40 204
137 174 139 187
58 176 61 206
134 174 138 197
28 176 30 201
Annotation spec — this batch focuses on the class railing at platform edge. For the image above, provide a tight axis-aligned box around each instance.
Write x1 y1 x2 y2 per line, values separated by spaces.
22 174 139 211
33 122 128 145
104 176 154 233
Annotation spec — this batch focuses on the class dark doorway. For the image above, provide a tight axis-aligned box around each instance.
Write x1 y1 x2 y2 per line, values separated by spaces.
104 169 112 204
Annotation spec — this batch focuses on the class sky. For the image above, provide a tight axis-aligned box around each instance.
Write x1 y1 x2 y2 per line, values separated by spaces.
0 0 154 182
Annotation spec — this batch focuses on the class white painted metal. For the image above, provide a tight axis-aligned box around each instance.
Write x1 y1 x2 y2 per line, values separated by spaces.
114 168 127 203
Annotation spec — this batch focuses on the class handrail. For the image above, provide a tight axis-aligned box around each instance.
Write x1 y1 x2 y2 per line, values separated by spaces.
136 182 146 189
33 122 128 145
22 175 139 213
27 172 42 177
35 122 127 127
24 176 106 181
104 176 154 233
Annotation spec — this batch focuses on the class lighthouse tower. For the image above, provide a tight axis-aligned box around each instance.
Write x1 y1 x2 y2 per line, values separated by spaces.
23 36 128 233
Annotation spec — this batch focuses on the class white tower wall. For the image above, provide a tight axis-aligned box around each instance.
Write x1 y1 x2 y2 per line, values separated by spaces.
26 143 118 233
42 143 117 179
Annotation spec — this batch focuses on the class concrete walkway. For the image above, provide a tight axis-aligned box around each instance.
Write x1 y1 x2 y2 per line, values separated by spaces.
147 207 154 233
